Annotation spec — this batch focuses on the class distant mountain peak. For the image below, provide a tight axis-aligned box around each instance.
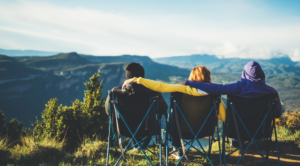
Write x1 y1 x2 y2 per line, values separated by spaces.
0 48 60 56
16 52 92 71
54 52 81 59
82 54 154 65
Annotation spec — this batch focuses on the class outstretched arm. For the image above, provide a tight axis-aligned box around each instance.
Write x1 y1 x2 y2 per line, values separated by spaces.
185 81 240 95
122 77 208 96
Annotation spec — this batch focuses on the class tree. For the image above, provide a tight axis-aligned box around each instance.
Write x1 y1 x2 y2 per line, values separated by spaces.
5 119 23 143
82 73 108 139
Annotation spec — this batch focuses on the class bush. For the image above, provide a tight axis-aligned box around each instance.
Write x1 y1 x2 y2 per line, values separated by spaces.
275 111 300 131
33 73 108 151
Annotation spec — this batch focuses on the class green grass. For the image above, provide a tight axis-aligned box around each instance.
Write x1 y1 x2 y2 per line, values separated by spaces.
1 125 300 166
274 126 300 144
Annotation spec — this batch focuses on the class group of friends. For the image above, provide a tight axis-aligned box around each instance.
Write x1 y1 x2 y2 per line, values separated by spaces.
105 61 282 159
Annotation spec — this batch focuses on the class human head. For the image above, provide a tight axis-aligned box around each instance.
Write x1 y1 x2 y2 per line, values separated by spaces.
125 62 145 79
188 66 211 83
241 61 265 84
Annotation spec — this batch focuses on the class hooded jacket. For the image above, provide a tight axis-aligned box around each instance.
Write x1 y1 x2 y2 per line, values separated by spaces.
185 61 282 117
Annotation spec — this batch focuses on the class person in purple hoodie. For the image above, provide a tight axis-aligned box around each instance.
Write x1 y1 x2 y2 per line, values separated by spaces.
184 61 281 117
183 61 282 147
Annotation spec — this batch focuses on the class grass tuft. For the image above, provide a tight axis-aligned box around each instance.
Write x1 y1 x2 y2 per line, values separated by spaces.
7 136 65 165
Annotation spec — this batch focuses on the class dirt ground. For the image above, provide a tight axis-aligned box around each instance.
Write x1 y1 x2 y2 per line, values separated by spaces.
223 142 300 166
168 141 300 166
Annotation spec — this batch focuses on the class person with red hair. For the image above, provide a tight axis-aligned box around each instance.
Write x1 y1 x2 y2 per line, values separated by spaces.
188 66 212 83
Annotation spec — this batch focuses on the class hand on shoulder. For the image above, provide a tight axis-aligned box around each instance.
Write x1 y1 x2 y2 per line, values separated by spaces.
122 78 134 89
178 81 186 85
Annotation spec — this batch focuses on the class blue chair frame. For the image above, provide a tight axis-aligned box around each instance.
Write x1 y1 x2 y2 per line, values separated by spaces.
165 93 223 166
222 93 280 166
106 90 162 166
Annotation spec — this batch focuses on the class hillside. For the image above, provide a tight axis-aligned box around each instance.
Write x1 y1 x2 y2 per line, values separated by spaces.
0 54 125 126
0 55 45 79
264 64 300 77
17 52 91 72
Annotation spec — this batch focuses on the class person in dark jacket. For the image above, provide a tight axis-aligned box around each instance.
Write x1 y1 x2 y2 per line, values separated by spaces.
105 62 168 148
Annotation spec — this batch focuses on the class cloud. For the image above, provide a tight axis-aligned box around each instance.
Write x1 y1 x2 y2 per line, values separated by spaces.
195 41 285 59
289 48 300 61
0 1 148 37
0 0 299 59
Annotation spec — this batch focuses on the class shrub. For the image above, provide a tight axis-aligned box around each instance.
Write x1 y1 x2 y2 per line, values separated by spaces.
275 111 300 131
33 73 108 151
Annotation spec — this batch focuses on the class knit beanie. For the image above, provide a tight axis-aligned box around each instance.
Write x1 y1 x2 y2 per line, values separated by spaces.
125 62 145 79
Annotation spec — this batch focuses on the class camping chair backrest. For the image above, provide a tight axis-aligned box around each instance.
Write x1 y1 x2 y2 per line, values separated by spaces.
170 93 221 139
110 90 159 138
226 93 278 141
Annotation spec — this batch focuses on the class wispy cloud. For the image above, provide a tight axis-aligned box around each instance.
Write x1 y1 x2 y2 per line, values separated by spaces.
195 41 284 59
0 0 299 60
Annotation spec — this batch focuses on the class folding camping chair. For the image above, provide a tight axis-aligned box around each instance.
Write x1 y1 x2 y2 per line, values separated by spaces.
165 92 222 166
106 90 163 166
222 93 280 166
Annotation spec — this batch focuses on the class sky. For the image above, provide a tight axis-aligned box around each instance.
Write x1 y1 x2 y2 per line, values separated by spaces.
0 0 300 61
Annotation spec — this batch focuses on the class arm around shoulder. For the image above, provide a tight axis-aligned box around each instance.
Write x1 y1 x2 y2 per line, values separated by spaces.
133 77 208 96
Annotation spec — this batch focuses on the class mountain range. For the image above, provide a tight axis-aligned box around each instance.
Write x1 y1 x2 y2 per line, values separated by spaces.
154 54 300 76
1 49 300 127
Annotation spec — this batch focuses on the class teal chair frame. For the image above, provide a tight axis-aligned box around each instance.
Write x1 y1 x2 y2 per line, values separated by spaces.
106 90 162 166
165 93 223 166
222 93 280 166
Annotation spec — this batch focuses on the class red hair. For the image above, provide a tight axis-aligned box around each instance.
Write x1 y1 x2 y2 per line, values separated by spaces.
188 66 211 83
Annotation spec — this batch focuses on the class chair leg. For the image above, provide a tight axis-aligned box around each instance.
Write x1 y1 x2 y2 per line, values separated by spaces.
208 136 212 157
230 103 246 166
216 120 222 166
273 122 280 166
266 137 270 161
166 122 169 166
106 124 111 166
222 122 226 166
174 106 189 162
159 118 162 166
